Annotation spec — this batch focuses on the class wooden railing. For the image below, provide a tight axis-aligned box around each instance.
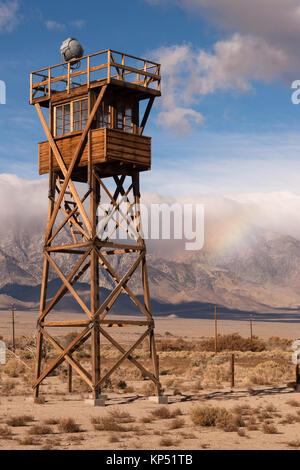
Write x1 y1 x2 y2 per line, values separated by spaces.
30 49 161 103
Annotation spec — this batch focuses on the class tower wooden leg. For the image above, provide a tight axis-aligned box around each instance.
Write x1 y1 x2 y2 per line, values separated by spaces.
150 329 161 396
34 330 43 398
91 322 101 399
67 364 73 393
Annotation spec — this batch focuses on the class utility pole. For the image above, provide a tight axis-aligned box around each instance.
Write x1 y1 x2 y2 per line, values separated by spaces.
214 305 218 353
11 304 15 353
250 314 253 342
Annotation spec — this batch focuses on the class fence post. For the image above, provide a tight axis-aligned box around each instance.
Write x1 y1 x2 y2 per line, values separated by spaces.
230 353 235 388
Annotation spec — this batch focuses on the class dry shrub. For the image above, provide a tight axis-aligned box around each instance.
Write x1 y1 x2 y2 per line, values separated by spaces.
44 418 59 425
159 437 175 447
250 361 291 386
168 418 185 430
190 406 236 430
262 423 278 434
151 407 182 420
287 399 300 408
68 435 84 443
1 379 14 393
19 437 41 446
288 440 300 448
201 364 230 386
265 337 292 351
0 426 13 439
140 416 151 423
108 409 135 423
73 376 90 392
6 415 34 427
58 418 80 433
200 333 265 352
29 425 53 435
92 416 126 432
141 383 156 396
4 359 25 377
157 338 193 352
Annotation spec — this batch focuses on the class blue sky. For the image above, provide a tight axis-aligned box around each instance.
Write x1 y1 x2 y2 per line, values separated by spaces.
0 0 300 197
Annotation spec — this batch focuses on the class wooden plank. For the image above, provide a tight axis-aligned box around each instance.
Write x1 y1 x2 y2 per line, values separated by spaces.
41 320 91 327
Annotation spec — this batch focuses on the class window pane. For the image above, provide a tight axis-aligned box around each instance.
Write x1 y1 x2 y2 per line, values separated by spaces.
81 99 88 110
74 101 80 112
74 121 81 131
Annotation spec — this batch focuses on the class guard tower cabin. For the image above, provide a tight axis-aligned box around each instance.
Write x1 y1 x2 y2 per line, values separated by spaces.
30 49 161 182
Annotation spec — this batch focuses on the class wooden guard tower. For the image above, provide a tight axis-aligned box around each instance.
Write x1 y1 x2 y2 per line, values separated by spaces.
30 48 163 402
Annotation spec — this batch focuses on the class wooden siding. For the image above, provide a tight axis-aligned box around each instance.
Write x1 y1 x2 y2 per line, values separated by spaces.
38 128 151 175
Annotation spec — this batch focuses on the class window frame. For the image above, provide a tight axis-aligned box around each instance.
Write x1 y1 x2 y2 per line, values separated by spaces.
54 98 89 137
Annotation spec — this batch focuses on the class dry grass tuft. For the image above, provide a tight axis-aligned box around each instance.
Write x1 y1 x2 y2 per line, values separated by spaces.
0 426 13 440
199 333 265 352
44 418 59 425
92 416 126 432
19 437 41 446
151 407 182 420
29 425 53 435
58 418 80 433
288 440 300 448
262 423 278 434
168 418 185 430
159 437 175 447
140 416 152 423
287 399 300 408
190 406 235 429
108 409 135 423
6 415 34 427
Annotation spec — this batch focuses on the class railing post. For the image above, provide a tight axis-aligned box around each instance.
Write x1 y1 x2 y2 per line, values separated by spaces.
67 62 71 93
87 56 90 89
122 54 125 80
107 50 111 83
48 68 51 99
144 61 147 87
30 73 33 104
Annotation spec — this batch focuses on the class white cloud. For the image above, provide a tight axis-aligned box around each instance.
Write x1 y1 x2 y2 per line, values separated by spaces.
0 0 19 33
45 20 66 31
152 36 290 134
2 174 300 258
147 0 300 134
69 20 86 29
0 174 48 233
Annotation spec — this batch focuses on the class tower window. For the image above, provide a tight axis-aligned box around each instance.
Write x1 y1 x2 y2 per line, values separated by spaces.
55 99 88 136
55 103 70 136
96 102 110 128
73 99 88 131
116 103 133 133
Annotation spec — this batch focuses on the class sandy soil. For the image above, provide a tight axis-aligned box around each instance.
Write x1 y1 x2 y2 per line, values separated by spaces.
1 386 300 450
1 310 300 450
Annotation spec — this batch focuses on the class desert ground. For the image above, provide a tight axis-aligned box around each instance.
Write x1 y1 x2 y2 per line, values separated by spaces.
1 310 300 450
